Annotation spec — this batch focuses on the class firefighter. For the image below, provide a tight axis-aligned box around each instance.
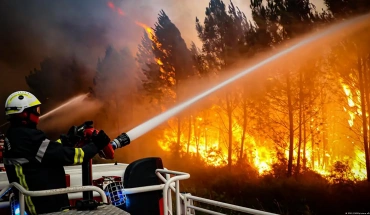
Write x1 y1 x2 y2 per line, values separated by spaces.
3 91 111 214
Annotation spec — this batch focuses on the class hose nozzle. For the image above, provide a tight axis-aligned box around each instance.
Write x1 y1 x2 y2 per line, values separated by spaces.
111 133 130 150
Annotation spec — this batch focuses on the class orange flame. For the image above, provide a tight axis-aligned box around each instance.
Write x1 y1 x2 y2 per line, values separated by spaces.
157 98 367 180
135 21 168 61
158 111 275 172
135 21 155 41
156 59 163 65
340 80 367 180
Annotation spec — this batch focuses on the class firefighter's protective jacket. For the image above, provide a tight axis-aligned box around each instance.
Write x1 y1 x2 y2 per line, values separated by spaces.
3 125 100 214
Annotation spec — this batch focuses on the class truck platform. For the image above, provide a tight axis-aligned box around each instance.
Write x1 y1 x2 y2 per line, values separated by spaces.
43 205 130 215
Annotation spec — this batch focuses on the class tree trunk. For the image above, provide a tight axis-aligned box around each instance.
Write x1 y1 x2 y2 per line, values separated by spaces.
187 115 192 154
358 55 370 181
226 92 233 170
363 54 370 168
287 74 294 177
322 105 328 170
311 122 315 169
177 116 181 155
296 70 303 175
240 94 247 160
204 128 207 151
193 116 199 158
303 110 307 170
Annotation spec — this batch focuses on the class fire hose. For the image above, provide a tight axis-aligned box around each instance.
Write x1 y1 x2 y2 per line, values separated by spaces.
62 120 130 160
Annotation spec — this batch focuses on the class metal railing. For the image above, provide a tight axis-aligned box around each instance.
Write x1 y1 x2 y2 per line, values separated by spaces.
0 169 280 215
183 194 279 215
154 169 280 215
0 182 108 215
155 169 190 215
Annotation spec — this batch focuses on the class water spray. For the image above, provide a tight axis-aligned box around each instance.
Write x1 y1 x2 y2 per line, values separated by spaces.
40 94 88 119
120 13 370 145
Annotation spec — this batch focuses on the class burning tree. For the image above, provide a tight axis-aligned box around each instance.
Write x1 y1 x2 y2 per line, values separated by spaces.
254 0 325 177
328 28 370 181
136 31 164 110
141 0 370 180
137 10 195 155
196 0 249 169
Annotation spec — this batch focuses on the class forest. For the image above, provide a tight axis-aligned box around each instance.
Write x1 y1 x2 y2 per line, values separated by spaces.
4 0 370 214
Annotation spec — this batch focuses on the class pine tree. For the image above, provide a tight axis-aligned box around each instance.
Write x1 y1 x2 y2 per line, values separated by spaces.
196 0 246 72
26 57 89 108
136 31 165 107
249 0 325 177
324 0 370 18
196 0 248 169
138 10 194 105
327 28 370 181
93 46 139 132
249 0 275 54
137 10 195 155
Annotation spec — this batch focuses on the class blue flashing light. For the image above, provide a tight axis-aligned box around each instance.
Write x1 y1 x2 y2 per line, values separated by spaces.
110 189 126 206
104 182 126 207
12 202 28 215
125 196 130 208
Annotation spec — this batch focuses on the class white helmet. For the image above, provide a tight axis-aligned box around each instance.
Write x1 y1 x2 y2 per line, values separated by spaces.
5 91 41 116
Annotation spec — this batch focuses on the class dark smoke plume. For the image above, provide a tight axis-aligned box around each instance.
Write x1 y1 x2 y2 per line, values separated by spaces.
0 0 137 126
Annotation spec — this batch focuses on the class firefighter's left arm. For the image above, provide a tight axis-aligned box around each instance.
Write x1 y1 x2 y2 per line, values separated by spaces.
38 139 100 165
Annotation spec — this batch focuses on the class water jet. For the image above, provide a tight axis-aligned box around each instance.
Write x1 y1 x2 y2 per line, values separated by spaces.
125 13 370 142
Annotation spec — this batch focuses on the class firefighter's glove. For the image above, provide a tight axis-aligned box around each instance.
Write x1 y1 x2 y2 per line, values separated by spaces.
91 130 110 151
60 134 74 147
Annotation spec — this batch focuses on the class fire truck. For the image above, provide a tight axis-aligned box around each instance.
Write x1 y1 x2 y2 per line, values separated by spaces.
0 122 278 215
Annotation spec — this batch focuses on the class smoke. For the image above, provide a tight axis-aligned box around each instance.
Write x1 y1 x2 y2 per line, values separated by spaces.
0 0 324 96
0 1 175 122
0 0 193 111
38 94 104 138
0 0 327 149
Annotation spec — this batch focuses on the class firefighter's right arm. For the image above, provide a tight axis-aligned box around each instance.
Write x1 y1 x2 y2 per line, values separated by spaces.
9 128 110 165
40 141 99 165
40 130 111 165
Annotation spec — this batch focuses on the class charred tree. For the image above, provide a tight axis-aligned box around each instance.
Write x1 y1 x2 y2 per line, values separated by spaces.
187 116 192 154
154 10 195 155
226 93 233 168
296 69 304 174
365 55 370 168
137 10 194 155
286 73 295 177
196 0 247 169
136 31 164 110
358 55 370 181
239 91 248 160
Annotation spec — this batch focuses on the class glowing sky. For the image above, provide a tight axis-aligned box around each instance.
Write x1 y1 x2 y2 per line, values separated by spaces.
114 0 326 48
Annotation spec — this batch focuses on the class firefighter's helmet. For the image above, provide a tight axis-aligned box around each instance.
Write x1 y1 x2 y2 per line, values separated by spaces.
5 91 41 116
